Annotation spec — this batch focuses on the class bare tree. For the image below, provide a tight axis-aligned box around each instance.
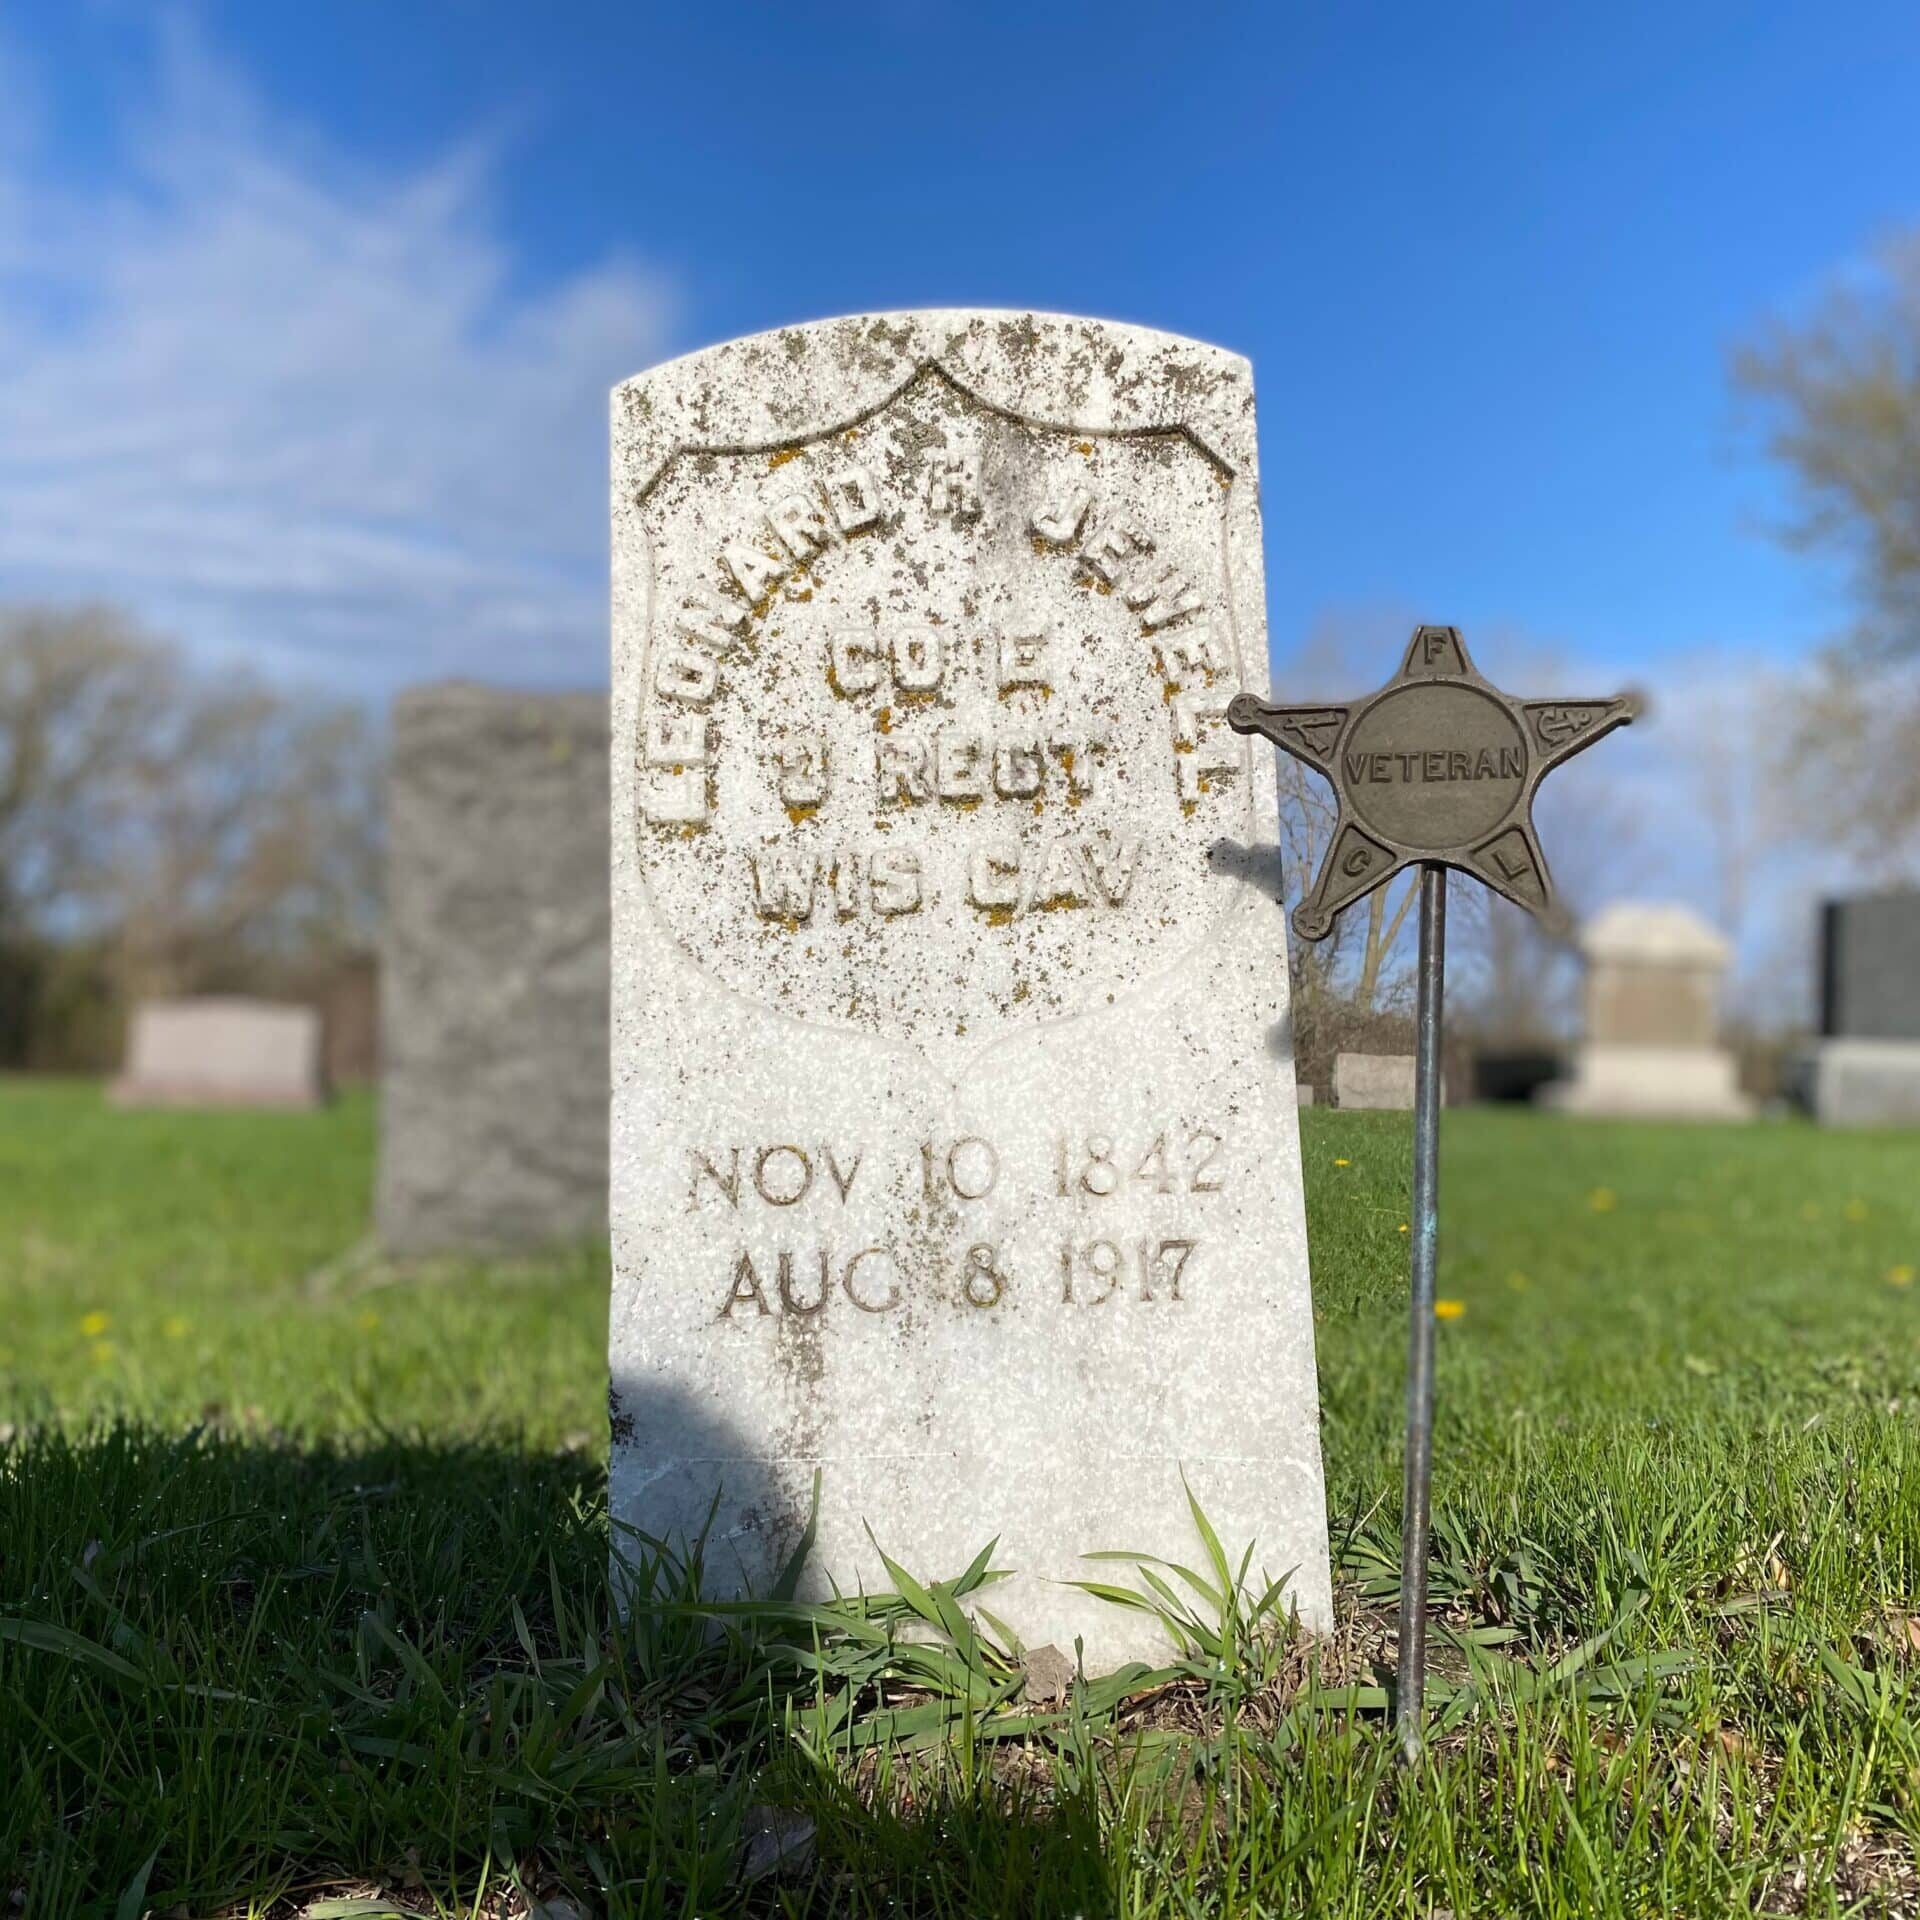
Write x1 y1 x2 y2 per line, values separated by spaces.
1735 231 1920 659
1269 614 1420 1016
1735 231 1920 862
111 676 384 999
1750 650 1920 880
0 605 383 1053
0 607 178 933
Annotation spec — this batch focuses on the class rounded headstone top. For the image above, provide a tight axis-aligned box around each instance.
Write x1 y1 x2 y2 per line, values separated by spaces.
1579 901 1730 966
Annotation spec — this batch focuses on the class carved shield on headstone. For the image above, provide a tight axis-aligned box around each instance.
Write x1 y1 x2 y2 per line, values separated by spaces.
629 361 1252 1064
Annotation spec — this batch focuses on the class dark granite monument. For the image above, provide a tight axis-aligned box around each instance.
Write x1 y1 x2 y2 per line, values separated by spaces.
1800 889 1920 1127
1821 891 1920 1041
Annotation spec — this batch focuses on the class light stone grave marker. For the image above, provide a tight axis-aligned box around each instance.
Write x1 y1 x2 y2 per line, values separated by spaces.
1332 1052 1417 1111
608 311 1330 1664
110 998 324 1110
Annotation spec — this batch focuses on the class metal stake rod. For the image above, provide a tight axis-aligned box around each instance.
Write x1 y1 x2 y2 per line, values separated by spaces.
1396 862 1447 1765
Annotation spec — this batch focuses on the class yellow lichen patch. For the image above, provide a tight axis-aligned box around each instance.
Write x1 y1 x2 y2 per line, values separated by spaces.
1011 980 1031 1002
1030 535 1051 555
942 795 983 812
1162 681 1181 704
767 447 803 470
785 805 819 825
875 707 892 734
980 906 1013 927
842 427 859 441
1036 895 1084 914
1074 440 1094 456
825 663 853 701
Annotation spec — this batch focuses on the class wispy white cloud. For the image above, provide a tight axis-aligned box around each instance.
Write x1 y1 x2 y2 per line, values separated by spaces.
0 18 677 687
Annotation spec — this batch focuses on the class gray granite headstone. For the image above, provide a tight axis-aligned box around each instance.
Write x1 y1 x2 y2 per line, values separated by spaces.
377 684 610 1253
608 311 1330 1665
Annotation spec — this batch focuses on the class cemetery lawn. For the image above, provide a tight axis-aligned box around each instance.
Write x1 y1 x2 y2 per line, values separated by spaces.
3 1080 1919 1916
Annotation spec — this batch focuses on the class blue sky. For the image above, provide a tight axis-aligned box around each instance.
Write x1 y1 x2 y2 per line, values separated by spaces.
6 0 1916 694
1 1 1915 995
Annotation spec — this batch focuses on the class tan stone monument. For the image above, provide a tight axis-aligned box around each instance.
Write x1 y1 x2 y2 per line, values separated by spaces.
1332 1053 1416 1110
1548 903 1751 1120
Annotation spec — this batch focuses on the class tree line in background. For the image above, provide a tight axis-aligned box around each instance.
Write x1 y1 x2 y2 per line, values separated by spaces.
0 607 381 1072
4 234 1916 1081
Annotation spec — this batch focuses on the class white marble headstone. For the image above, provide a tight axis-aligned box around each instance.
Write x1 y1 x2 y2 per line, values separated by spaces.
609 311 1329 1664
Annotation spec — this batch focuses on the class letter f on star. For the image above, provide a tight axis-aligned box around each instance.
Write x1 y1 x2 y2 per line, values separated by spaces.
1228 625 1640 941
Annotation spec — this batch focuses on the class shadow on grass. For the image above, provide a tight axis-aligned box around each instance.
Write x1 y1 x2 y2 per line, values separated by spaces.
0 1422 1117 1918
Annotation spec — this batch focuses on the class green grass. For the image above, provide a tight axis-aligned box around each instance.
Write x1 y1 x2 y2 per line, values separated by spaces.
3 1079 1919 1915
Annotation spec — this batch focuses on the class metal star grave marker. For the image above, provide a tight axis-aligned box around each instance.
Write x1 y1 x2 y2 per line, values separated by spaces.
1230 624 1639 1762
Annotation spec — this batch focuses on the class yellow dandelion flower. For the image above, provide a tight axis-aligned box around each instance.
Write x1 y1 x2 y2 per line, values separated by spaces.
78 1310 110 1338
1844 1199 1870 1223
356 1309 382 1332
162 1315 190 1340
1588 1188 1616 1213
1333 1158 1351 1167
1398 1223 1409 1234
89 1340 114 1366
1435 1299 1466 1321
1888 1266 1915 1289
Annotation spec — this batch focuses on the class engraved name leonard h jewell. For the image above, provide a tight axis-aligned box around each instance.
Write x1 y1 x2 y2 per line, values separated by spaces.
1231 624 1639 1759
609 313 1333 1670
